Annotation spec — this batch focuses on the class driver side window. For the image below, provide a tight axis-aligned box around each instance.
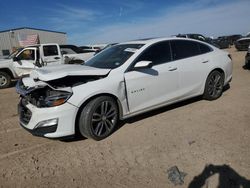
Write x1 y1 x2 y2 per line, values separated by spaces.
18 49 35 61
136 41 171 66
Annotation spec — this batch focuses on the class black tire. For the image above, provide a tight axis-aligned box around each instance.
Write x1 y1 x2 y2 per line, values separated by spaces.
78 96 118 141
203 70 224 101
0 71 11 89
246 62 250 69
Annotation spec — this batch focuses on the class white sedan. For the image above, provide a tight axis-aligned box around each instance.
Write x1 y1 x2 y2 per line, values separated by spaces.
16 38 233 140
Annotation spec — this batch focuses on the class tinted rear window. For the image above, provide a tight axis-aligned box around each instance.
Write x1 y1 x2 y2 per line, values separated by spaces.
43 45 58 56
170 40 200 60
198 43 212 54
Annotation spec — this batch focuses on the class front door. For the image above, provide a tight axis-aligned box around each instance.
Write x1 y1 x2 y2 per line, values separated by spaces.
12 47 37 77
124 41 179 113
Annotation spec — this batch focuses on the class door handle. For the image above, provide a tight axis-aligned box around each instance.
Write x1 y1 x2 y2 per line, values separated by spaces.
54 57 60 60
168 67 177 71
202 60 209 64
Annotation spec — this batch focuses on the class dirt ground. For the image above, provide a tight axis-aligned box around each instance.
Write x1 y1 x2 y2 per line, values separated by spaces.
0 47 249 188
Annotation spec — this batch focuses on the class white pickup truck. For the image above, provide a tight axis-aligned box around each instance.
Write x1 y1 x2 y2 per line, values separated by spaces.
0 43 95 89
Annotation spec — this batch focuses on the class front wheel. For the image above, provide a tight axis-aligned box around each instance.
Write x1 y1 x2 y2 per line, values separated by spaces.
78 96 118 141
203 70 224 101
0 71 11 89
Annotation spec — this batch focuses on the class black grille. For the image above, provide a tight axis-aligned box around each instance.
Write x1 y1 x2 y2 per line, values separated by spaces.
19 99 32 125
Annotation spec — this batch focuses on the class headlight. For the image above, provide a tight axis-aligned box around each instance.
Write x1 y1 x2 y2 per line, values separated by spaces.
41 90 72 107
22 86 73 108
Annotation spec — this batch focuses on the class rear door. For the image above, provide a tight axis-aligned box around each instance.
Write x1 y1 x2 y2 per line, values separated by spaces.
124 41 180 113
12 47 37 77
170 40 212 97
41 44 62 65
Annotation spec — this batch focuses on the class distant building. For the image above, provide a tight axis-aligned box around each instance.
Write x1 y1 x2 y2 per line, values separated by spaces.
0 27 67 58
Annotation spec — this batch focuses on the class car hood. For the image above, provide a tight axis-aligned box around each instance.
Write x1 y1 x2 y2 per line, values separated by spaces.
0 59 12 66
30 64 111 81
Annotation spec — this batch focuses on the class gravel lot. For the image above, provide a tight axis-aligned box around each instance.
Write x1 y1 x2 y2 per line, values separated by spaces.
0 47 249 188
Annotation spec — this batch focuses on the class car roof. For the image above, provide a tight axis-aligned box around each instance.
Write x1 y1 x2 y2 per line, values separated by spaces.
120 37 207 45
237 37 250 41
59 45 78 48
26 43 59 48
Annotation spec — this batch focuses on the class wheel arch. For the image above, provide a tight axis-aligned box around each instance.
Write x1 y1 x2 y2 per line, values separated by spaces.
0 68 14 79
74 93 123 135
209 68 225 82
201 67 226 95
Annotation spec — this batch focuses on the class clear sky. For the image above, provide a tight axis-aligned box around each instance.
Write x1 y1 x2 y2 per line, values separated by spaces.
0 0 249 45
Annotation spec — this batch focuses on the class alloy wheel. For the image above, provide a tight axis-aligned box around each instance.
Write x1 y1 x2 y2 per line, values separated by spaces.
0 75 7 87
91 100 117 137
207 73 223 98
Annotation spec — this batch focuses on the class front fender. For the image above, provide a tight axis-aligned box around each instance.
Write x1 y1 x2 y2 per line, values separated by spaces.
68 78 128 118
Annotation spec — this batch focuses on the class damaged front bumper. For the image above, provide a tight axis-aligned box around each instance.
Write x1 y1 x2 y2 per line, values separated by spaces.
16 79 78 138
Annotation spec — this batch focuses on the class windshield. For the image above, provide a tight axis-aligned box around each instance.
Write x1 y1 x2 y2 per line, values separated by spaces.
84 44 144 69
6 48 24 59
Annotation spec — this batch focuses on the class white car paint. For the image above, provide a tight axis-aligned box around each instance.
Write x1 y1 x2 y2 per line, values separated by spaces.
0 44 63 81
0 43 94 87
12 47 38 77
30 64 111 81
64 52 95 62
17 37 233 138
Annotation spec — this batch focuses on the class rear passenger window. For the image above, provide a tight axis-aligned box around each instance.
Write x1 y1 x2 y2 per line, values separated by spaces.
43 45 58 56
136 41 171 65
170 40 200 60
199 43 212 54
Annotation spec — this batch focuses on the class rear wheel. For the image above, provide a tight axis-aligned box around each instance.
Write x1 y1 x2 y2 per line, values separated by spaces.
78 96 118 140
203 70 224 100
0 71 11 89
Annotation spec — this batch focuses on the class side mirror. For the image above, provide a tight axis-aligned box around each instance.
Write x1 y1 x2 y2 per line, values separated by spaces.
134 61 153 69
13 56 20 61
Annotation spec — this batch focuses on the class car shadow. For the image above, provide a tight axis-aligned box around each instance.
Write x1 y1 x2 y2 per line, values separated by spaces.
188 164 250 188
117 84 230 131
121 96 202 125
242 65 250 70
223 83 230 91
59 135 87 142
136 68 159 76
